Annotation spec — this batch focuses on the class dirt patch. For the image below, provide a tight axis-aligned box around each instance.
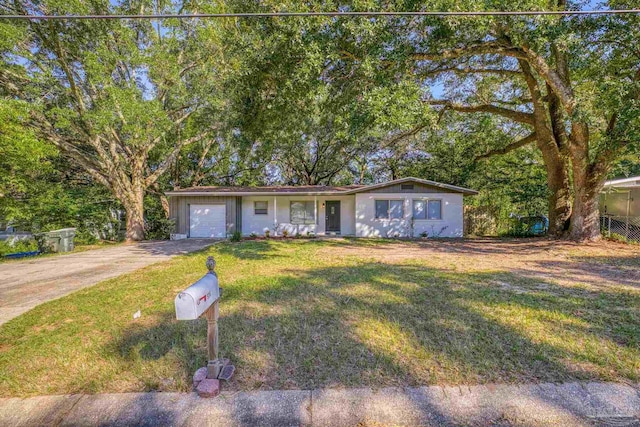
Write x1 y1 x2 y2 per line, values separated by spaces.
319 238 640 290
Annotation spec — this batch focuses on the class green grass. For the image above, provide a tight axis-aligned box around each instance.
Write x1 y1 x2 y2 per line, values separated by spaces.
0 239 638 397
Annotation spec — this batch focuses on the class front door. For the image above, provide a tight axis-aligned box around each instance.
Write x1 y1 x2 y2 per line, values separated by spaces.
325 201 341 234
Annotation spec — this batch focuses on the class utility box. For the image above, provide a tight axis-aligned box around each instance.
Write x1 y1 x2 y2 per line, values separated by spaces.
175 272 220 320
40 228 76 253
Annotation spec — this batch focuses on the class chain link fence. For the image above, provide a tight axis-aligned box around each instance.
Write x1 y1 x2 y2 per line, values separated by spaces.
600 215 640 243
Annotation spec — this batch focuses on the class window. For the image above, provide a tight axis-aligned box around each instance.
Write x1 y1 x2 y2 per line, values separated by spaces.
428 200 442 220
254 201 268 215
375 200 404 219
401 184 414 190
413 199 442 220
290 201 315 224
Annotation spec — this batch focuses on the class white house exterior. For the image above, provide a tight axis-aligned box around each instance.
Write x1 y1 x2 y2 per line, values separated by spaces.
166 177 477 239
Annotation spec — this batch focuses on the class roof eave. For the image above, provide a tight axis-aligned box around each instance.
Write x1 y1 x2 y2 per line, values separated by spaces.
165 190 350 197
603 176 640 188
165 177 479 197
343 177 478 195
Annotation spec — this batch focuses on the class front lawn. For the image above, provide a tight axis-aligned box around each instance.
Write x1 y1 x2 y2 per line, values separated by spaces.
0 238 638 396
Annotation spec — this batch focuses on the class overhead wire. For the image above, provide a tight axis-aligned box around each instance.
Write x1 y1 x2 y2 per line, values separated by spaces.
0 9 638 20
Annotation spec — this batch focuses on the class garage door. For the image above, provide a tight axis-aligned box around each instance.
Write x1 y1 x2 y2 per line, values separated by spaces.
189 204 226 238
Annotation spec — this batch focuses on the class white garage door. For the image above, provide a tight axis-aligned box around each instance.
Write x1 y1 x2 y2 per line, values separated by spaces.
189 204 226 238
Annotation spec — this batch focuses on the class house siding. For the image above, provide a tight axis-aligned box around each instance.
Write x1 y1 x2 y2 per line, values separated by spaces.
169 196 237 236
600 188 640 216
241 195 356 236
355 192 464 238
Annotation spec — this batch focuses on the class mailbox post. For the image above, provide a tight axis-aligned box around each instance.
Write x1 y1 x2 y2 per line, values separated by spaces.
175 256 234 397
205 288 222 379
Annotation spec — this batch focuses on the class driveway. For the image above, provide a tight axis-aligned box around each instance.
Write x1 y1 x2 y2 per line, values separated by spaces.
0 239 215 325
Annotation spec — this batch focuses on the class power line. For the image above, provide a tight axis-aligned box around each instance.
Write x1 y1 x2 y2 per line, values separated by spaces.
0 10 639 20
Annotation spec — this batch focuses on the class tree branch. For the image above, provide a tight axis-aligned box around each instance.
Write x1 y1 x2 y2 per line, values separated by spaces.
420 65 522 77
145 131 209 187
476 132 537 160
379 123 428 149
428 100 534 125
411 41 527 62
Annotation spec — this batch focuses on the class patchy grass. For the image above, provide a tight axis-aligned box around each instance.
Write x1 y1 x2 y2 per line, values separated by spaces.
0 238 638 397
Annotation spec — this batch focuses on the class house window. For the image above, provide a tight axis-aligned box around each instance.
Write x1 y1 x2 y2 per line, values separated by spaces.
254 201 268 215
413 199 442 220
290 201 315 224
375 200 404 219
401 184 414 190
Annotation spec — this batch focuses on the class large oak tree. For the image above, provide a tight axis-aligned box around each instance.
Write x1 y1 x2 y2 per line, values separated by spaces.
1 0 225 240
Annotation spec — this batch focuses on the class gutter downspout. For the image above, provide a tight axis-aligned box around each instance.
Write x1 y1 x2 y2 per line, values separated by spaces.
274 196 278 236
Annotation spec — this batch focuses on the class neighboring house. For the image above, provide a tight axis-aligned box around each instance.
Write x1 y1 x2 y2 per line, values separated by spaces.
600 176 640 217
166 177 477 239
600 176 640 242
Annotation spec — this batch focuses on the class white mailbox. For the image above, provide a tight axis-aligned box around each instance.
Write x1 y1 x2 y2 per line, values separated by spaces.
175 272 220 320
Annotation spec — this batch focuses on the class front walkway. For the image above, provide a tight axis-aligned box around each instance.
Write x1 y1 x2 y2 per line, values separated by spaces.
1 381 638 426
0 239 216 325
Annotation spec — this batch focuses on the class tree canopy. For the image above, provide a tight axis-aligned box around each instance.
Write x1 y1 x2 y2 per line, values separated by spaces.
1 1 638 241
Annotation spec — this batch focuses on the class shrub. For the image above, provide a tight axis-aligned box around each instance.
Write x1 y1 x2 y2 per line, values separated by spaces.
74 229 99 245
0 238 39 257
264 230 270 238
500 219 536 238
282 230 289 238
145 217 176 241
230 230 242 242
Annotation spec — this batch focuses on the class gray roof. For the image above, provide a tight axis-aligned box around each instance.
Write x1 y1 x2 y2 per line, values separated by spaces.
603 176 640 189
166 177 477 196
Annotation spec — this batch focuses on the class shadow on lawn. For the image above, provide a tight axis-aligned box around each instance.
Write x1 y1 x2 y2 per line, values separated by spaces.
215 240 282 260
111 257 639 395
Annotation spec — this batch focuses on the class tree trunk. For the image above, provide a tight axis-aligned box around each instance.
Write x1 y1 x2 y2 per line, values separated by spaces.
569 157 604 241
124 186 145 242
160 195 170 218
545 160 572 236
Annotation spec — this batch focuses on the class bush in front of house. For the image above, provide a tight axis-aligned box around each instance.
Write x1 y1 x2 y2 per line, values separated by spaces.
0 238 39 257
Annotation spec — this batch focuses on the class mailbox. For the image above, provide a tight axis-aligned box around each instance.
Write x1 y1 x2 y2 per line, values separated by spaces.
174 256 234 393
175 272 220 320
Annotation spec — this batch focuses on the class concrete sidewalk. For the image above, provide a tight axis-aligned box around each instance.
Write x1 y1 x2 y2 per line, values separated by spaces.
0 381 638 427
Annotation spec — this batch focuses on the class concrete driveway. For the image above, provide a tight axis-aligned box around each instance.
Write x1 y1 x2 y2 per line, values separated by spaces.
0 239 216 325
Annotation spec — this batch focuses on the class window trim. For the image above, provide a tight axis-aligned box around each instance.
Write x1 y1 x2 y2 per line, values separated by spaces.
374 199 405 220
412 198 443 220
290 200 316 225
254 201 268 215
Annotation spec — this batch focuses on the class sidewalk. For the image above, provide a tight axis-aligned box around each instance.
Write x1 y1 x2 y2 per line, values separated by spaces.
0 381 638 426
